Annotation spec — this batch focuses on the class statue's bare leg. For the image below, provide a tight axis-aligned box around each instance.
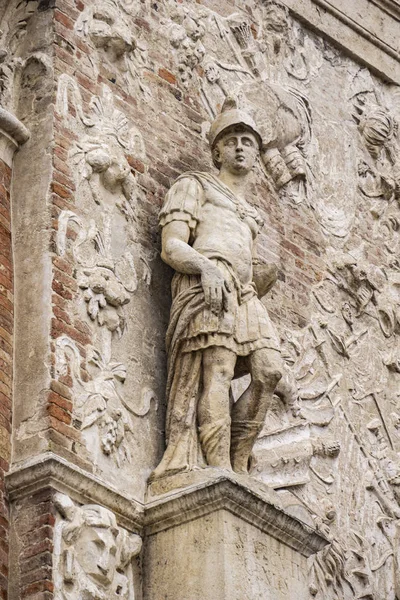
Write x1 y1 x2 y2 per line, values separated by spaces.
231 348 282 473
197 346 237 470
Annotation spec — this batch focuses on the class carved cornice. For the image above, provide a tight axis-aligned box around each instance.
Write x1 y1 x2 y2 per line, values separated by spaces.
0 107 29 167
5 453 144 532
7 457 328 556
313 0 400 58
145 476 328 557
281 0 400 84
370 0 400 19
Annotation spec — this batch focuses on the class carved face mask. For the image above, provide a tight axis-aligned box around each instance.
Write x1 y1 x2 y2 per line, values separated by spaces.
204 62 220 83
75 525 118 587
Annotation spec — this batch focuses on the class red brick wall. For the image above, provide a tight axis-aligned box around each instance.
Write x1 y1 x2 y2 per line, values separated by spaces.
11 489 55 600
0 159 13 600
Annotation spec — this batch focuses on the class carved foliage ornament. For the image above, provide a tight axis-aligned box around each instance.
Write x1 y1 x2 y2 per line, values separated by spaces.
54 77 155 467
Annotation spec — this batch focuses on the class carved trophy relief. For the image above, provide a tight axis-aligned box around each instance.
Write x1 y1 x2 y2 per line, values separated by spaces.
376 209 400 270
54 76 156 469
56 77 146 162
252 314 341 488
302 256 400 600
54 493 142 600
307 429 396 600
257 1 315 84
57 208 138 337
165 5 209 87
312 125 357 239
75 0 152 97
366 418 400 505
56 79 149 333
374 516 400 599
353 93 400 220
226 13 261 78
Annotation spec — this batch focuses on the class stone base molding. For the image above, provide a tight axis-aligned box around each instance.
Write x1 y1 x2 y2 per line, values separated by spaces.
144 475 328 600
6 453 143 532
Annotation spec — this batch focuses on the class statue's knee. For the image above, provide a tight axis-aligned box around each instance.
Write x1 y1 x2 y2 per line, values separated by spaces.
253 368 282 390
272 368 283 383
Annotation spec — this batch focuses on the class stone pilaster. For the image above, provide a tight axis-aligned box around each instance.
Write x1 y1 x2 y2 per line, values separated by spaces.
0 108 29 600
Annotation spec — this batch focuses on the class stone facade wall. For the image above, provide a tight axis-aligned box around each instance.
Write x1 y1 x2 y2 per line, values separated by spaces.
1 0 400 598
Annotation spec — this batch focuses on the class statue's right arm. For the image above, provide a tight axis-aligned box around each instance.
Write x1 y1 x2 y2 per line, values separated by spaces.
161 221 211 275
161 221 230 314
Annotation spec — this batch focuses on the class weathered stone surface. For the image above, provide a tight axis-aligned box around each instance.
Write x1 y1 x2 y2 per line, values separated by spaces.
2 0 400 597
144 477 327 600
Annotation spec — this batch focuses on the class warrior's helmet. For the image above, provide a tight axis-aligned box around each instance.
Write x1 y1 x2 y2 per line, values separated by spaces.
209 96 263 167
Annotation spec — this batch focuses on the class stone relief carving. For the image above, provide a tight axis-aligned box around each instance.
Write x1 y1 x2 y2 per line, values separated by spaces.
299 245 400 597
58 209 137 337
252 314 341 488
0 0 39 109
353 93 400 219
56 80 147 338
55 336 155 466
56 76 146 160
54 493 142 600
257 1 309 83
165 5 208 87
54 76 156 468
75 0 152 97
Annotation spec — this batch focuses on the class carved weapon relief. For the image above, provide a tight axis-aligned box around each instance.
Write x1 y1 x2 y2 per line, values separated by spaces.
353 92 400 220
54 493 142 600
246 230 400 597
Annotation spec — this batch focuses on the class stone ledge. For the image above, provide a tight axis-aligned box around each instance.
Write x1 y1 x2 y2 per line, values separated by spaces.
145 474 328 558
5 453 144 532
282 0 400 83
0 107 30 145
0 107 30 167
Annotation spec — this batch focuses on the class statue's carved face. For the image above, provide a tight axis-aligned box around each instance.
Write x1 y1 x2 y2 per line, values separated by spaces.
216 129 259 174
75 524 118 587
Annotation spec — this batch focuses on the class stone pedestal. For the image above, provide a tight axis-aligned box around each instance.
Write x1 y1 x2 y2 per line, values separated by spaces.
144 475 327 600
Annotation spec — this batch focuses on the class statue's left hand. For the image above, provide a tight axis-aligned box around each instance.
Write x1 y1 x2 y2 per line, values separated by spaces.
252 262 278 297
201 262 231 315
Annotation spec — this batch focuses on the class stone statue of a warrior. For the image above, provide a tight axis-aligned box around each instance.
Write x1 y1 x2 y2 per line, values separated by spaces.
152 97 297 482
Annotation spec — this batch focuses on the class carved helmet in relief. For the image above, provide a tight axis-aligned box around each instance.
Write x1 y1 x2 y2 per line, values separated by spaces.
209 96 263 165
